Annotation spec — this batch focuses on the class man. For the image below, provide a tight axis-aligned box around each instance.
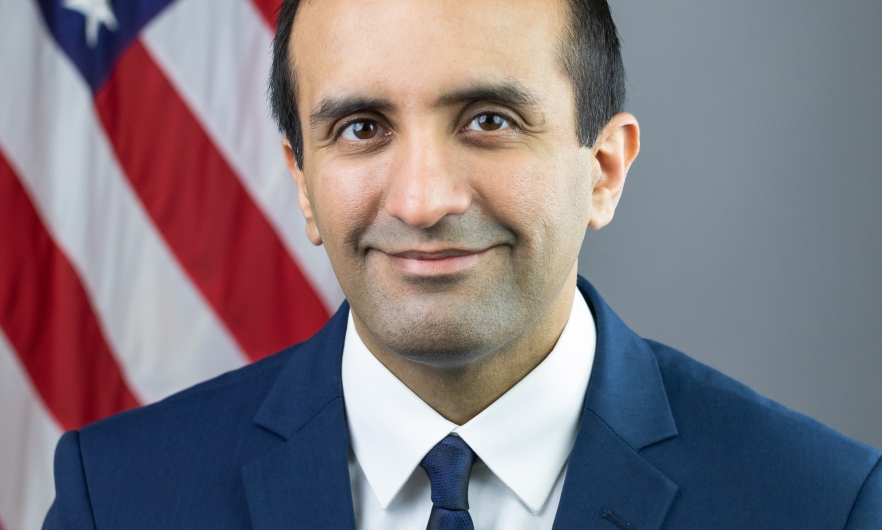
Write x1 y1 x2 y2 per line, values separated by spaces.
44 0 881 528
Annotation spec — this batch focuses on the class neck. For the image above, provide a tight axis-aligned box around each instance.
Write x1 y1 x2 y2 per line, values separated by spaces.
352 272 577 425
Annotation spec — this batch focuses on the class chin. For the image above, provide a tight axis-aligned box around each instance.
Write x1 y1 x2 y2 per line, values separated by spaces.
363 291 517 368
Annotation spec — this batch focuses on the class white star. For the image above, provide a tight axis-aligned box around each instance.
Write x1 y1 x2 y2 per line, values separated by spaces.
63 0 118 48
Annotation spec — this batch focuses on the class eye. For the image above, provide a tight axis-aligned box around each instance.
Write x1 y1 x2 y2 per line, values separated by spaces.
467 112 511 132
340 120 382 141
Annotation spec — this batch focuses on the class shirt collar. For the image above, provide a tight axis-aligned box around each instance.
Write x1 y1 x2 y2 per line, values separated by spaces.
341 287 596 514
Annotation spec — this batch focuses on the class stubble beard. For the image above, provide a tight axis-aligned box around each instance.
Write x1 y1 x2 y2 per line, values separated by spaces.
352 256 551 370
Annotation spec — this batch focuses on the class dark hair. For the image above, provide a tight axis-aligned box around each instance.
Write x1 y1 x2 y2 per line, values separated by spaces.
269 0 625 168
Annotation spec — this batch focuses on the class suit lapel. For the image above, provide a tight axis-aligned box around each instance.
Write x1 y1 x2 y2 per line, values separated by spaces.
552 412 678 530
553 279 680 530
242 303 357 530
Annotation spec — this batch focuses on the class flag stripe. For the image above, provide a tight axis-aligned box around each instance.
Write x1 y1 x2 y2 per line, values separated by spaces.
0 149 140 430
142 0 344 312
0 327 61 530
250 0 282 29
94 41 330 361
0 0 248 405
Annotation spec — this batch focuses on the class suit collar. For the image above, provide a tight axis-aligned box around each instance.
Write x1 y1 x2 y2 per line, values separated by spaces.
252 301 350 440
550 278 679 530
244 302 355 530
577 276 678 450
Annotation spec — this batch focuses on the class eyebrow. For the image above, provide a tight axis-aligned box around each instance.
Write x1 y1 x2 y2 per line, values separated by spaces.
435 80 540 111
309 96 394 132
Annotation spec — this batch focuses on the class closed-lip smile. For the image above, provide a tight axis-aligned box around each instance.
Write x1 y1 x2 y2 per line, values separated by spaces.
385 247 493 276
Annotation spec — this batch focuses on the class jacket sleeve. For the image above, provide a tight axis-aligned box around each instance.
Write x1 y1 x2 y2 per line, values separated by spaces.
42 431 97 530
844 455 882 529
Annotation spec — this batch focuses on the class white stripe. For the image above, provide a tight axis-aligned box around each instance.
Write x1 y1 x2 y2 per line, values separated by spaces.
0 330 61 530
142 0 345 312
0 0 247 404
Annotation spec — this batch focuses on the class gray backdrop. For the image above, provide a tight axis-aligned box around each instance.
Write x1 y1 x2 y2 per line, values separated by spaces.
579 0 882 449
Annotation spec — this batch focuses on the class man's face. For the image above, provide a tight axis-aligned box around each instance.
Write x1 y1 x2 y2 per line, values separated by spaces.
289 0 600 366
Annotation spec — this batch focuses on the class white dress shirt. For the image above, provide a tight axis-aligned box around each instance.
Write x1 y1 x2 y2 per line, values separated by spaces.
341 287 596 529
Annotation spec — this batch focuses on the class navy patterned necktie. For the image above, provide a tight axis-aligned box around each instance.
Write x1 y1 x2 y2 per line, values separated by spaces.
419 435 478 530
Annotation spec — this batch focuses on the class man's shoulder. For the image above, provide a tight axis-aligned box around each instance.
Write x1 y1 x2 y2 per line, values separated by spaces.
74 341 310 485
58 344 311 527
46 302 355 529
643 339 881 525
82 344 297 442
647 339 879 461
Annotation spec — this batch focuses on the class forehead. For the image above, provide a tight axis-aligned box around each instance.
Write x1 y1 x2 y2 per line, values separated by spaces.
290 0 569 107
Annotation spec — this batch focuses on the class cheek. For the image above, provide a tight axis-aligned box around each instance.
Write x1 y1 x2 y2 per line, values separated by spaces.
308 158 387 256
470 151 591 253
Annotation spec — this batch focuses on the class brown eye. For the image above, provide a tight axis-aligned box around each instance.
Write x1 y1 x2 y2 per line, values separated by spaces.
467 113 510 132
341 120 381 140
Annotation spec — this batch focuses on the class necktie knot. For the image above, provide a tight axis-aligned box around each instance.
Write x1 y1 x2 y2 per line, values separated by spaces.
420 435 477 529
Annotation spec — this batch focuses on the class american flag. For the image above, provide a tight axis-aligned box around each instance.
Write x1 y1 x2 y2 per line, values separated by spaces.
0 0 342 528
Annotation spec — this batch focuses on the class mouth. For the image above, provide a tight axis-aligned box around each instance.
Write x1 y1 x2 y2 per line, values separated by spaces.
384 247 495 276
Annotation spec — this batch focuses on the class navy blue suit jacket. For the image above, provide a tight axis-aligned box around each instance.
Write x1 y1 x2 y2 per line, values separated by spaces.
44 278 882 529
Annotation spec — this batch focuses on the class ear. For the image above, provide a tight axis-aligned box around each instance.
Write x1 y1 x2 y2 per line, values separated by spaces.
588 113 640 230
282 139 323 245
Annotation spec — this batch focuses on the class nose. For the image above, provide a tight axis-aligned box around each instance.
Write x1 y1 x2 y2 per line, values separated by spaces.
383 130 471 228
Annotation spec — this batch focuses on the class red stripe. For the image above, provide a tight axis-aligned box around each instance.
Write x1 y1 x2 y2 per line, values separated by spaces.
251 0 283 29
0 149 140 431
94 42 329 361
